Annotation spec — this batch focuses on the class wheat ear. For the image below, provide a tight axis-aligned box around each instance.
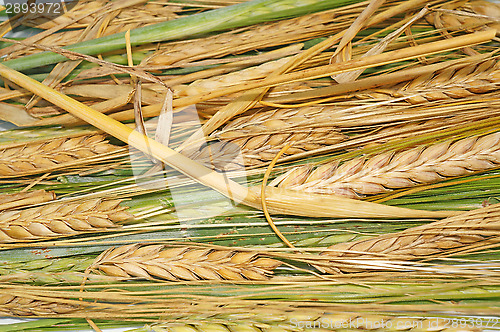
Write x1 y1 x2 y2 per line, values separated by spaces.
0 294 79 316
187 106 346 169
0 135 119 178
3 0 180 60
0 198 131 242
392 57 499 104
92 244 282 281
175 56 298 98
272 131 500 198
316 202 500 273
142 8 351 67
426 0 500 38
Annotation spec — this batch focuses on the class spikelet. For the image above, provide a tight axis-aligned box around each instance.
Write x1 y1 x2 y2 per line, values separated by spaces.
175 57 296 98
0 198 132 242
0 135 119 178
93 244 282 281
317 202 500 273
272 131 500 198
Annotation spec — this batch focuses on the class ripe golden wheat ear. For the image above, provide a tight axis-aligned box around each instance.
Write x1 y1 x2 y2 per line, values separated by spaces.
426 0 500 38
0 198 131 242
92 244 282 281
0 190 55 211
0 135 119 178
0 294 79 316
316 202 500 273
188 106 346 169
142 8 352 67
271 131 500 198
390 58 499 104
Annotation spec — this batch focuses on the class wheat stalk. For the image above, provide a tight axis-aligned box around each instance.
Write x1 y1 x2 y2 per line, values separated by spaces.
316 202 500 273
0 285 486 332
0 135 120 178
2 279 496 320
0 198 131 242
92 244 282 281
271 131 500 198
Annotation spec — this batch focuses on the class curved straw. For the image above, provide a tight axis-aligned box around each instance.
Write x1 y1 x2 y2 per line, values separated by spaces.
262 144 295 248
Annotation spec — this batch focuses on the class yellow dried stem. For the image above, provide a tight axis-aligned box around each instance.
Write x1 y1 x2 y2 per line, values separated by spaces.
330 0 386 82
92 244 282 281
